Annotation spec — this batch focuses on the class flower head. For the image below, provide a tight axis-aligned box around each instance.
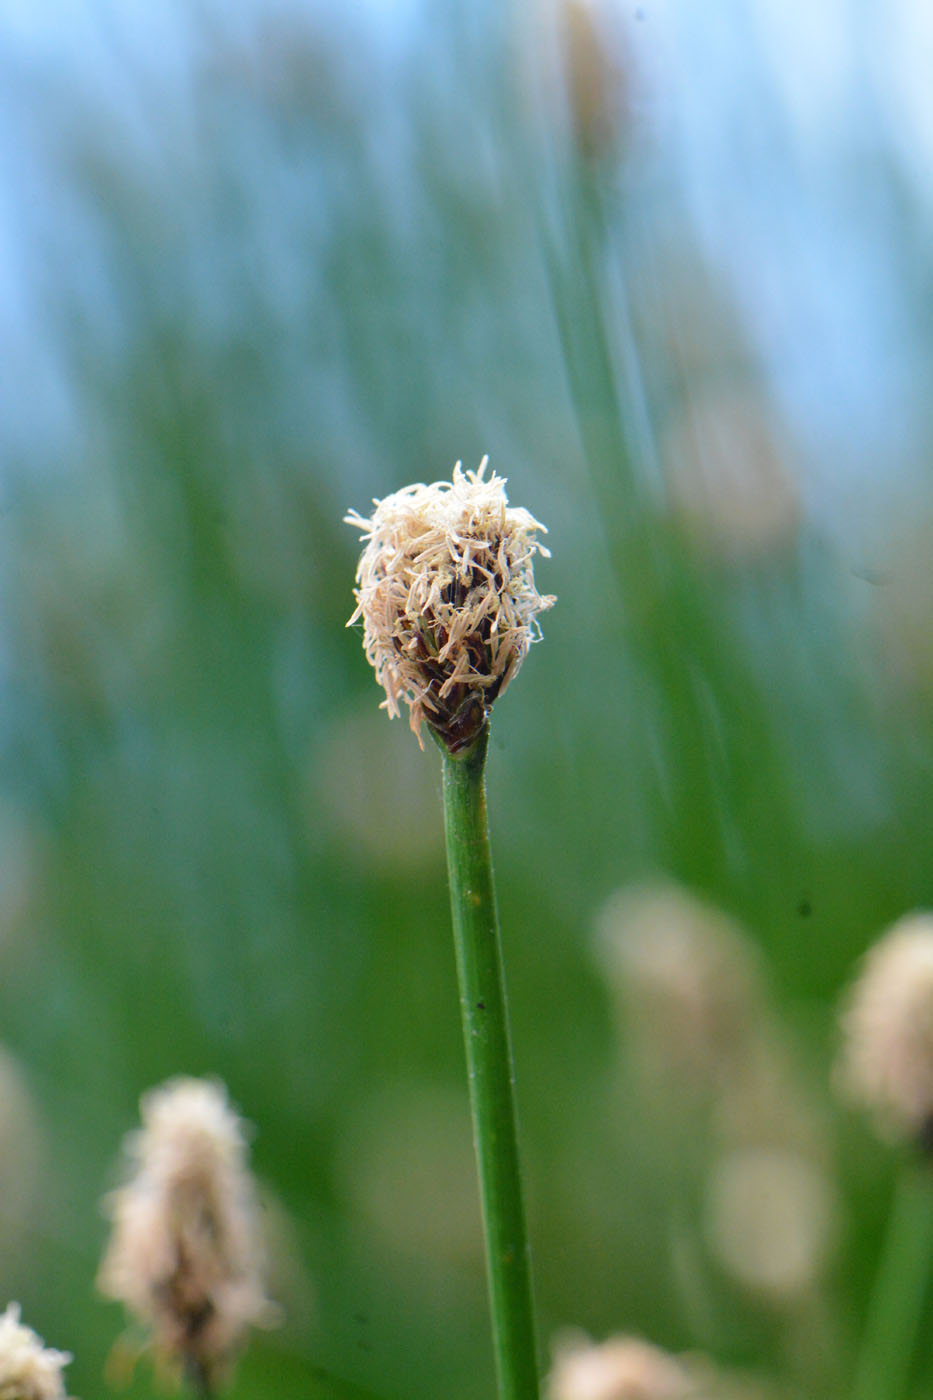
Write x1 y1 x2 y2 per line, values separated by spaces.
546 1333 777 1400
837 912 933 1147
546 1333 693 1400
345 458 554 753
593 883 764 1096
98 1077 276 1389
0 1304 73 1400
703 1146 835 1300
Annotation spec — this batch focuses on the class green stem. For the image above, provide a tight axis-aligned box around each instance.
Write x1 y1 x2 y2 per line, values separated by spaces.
185 1357 213 1400
852 1160 933 1400
441 722 540 1400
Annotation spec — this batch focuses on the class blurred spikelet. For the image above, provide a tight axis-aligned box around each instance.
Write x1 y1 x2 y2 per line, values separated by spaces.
98 1077 277 1392
594 882 837 1316
561 0 629 161
594 883 764 1099
702 1146 835 1301
661 387 800 565
546 1332 778 1400
837 911 933 1147
546 1332 693 1400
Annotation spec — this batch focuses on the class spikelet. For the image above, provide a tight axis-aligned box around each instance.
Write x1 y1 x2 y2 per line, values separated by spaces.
345 458 554 753
98 1077 276 1390
546 1332 779 1400
595 882 837 1307
593 883 764 1096
703 1146 835 1300
0 1304 73 1400
837 912 933 1147
546 1333 693 1400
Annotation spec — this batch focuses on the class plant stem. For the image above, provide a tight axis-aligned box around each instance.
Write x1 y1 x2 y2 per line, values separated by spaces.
852 1160 933 1400
185 1357 213 1400
441 722 540 1400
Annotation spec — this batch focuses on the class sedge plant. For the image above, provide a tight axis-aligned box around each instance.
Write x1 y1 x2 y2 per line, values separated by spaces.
345 458 555 1400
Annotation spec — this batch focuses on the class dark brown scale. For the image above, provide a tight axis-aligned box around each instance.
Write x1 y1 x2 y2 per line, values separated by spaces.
182 1296 216 1346
430 692 488 754
383 545 515 754
409 559 505 753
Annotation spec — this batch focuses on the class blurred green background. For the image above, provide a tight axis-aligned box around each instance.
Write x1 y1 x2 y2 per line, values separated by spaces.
1 1 933 1397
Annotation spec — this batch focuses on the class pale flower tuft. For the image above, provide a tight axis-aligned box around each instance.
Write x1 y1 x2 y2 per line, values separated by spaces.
703 1146 835 1300
593 882 764 1095
0 1303 73 1400
837 911 933 1146
345 457 554 753
98 1076 277 1389
546 1333 693 1400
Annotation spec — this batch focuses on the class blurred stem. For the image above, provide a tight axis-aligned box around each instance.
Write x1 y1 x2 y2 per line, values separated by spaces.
852 1160 933 1400
185 1358 213 1400
441 723 540 1400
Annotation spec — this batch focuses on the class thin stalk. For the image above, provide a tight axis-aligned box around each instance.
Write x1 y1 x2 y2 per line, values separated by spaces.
852 1160 933 1400
185 1357 213 1400
441 722 539 1400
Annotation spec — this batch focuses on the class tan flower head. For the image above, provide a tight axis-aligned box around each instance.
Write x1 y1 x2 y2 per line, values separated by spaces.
345 458 554 753
0 1304 73 1400
838 912 933 1147
546 1333 693 1400
98 1077 276 1390
593 883 764 1096
703 1147 835 1300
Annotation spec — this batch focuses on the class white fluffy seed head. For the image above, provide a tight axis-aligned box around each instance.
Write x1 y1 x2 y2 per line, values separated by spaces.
98 1077 276 1388
837 912 933 1147
0 1304 73 1400
345 458 554 753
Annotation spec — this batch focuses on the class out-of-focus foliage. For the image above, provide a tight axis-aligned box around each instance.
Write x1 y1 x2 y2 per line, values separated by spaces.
1 1 933 1397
